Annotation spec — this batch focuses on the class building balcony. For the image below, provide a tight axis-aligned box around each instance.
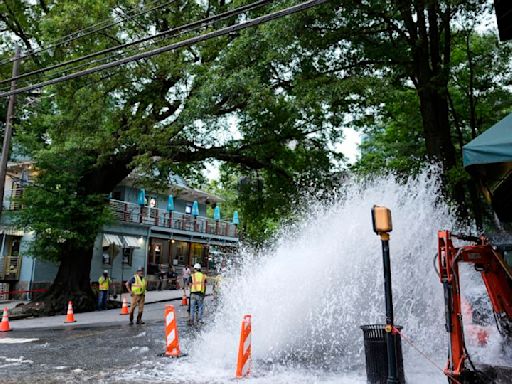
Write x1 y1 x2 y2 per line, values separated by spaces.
109 199 238 239
0 255 22 281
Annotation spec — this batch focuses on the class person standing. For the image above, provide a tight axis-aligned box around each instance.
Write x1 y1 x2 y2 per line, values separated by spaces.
97 270 111 310
157 264 168 291
190 263 206 326
125 267 147 325
182 265 191 294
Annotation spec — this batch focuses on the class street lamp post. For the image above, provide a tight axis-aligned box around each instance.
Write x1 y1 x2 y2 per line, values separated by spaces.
371 205 398 384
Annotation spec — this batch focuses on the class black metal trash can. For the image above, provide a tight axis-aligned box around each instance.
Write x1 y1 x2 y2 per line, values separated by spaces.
360 324 406 383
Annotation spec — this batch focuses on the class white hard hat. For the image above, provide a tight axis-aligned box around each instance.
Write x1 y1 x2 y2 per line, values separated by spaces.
194 263 201 269
103 270 109 274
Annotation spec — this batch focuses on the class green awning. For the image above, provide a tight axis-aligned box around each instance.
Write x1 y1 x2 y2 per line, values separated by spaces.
463 112 512 222
463 112 512 168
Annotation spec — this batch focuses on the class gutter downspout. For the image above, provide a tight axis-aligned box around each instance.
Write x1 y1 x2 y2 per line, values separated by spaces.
144 226 151 274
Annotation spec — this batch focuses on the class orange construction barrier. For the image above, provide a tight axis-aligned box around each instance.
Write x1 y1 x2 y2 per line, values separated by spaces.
181 294 188 306
235 314 252 379
0 307 11 332
64 301 76 323
120 296 129 315
164 305 181 357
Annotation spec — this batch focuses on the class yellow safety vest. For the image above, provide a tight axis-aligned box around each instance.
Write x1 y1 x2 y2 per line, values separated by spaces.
191 272 205 294
98 276 110 291
132 274 146 295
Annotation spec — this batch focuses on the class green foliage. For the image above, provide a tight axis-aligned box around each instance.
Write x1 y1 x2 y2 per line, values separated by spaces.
2 0 511 254
15 149 112 262
352 30 512 182
351 86 425 177
1 0 352 252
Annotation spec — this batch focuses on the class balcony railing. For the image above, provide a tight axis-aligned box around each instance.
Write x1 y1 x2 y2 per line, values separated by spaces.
109 199 238 238
0 256 21 280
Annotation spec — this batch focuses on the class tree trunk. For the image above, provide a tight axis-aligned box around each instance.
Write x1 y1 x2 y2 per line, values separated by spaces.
416 80 466 210
417 84 456 170
405 1 466 212
35 153 135 315
42 241 96 315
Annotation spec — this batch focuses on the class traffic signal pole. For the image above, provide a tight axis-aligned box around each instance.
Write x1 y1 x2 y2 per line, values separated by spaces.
371 205 399 384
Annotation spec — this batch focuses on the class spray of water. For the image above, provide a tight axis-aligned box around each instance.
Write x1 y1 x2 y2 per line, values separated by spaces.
119 168 509 383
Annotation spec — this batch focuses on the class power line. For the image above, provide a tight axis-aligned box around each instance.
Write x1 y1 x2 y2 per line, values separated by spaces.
0 0 273 87
0 0 330 99
0 0 174 67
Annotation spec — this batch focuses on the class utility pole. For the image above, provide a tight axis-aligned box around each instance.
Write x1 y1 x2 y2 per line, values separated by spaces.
0 45 21 216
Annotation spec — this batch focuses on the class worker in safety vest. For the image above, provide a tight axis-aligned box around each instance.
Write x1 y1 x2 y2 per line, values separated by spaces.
125 266 147 325
189 263 206 326
97 270 111 310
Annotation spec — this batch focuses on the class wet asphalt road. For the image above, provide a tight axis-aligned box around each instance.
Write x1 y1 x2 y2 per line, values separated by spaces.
0 299 202 383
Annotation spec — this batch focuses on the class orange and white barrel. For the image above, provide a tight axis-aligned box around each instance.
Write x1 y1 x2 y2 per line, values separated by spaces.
164 305 181 357
236 314 252 378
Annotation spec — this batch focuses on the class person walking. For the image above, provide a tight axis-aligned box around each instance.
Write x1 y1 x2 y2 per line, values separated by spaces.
125 267 147 325
97 270 111 310
182 265 191 294
189 263 206 326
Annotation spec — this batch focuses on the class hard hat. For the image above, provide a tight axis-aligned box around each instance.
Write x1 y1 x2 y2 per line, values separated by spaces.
103 270 109 274
137 266 144 272
194 263 201 269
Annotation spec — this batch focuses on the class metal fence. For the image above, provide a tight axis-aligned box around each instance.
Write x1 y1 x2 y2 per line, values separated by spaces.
109 199 238 237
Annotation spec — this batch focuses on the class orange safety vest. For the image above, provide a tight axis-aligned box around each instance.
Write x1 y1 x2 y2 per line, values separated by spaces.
190 272 205 294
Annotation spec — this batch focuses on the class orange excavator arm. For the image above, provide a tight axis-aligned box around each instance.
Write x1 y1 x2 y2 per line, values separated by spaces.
437 230 512 382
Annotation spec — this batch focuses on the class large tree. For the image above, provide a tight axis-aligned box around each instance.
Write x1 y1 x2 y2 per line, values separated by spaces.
2 0 510 313
1 0 345 313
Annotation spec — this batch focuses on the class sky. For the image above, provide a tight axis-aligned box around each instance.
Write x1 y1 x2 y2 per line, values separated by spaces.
204 127 361 181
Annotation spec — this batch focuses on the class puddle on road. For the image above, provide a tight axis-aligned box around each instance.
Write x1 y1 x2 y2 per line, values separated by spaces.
0 338 38 344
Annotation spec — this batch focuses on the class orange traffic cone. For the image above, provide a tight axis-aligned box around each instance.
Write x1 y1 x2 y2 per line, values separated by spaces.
64 301 76 323
164 305 181 357
120 296 129 315
235 315 252 378
0 307 11 332
181 294 188 306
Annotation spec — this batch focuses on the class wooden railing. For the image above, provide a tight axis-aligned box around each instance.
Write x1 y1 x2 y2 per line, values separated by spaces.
109 199 238 238
0 256 21 280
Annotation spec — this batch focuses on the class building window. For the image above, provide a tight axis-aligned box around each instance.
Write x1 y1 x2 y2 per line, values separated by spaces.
9 236 21 256
102 244 118 265
171 240 189 265
150 241 162 265
102 247 111 265
191 243 204 266
122 248 133 266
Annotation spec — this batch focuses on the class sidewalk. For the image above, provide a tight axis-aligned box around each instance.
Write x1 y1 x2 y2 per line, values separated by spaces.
3 287 211 330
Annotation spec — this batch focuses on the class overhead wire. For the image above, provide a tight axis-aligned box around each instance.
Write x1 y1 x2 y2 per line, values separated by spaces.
0 0 175 67
0 0 330 98
0 0 274 87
